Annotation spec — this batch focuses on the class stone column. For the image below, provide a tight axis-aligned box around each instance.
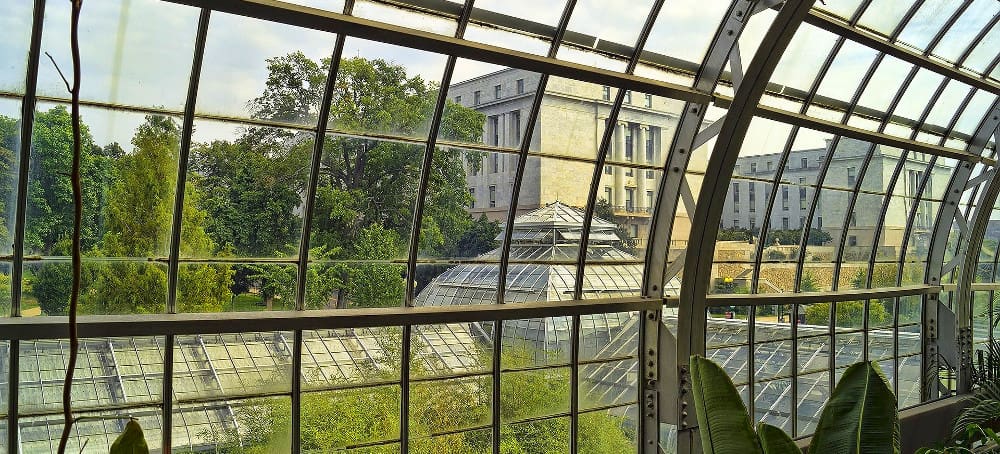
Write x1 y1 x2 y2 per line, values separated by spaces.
636 125 648 212
614 121 626 208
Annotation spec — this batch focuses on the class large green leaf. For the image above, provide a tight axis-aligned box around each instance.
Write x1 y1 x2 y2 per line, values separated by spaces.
110 419 149 454
758 423 800 454
808 361 900 454
689 355 762 454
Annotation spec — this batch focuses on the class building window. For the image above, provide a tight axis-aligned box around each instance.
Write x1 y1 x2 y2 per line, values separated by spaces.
750 162 757 173
455 95 461 103
848 235 858 247
605 186 613 203
801 157 808 169
748 183 756 213
644 94 652 108
782 217 789 230
799 216 804 227
488 115 500 146
647 190 654 209
626 188 635 212
847 166 857 186
732 183 740 214
733 219 740 228
474 90 481 105
490 153 499 173
494 84 501 99
630 224 639 239
781 186 789 210
602 86 610 101
516 78 524 94
735 164 741 175
489 185 496 208
850 211 857 227
767 161 773 171
646 133 654 162
605 165 612 175
799 186 807 210
749 217 756 231
626 168 633 177
624 127 634 161
510 110 521 144
817 216 823 230
624 90 632 104
646 170 654 179
468 188 475 208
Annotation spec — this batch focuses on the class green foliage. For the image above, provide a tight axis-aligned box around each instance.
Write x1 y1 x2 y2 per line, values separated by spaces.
808 361 900 454
765 228 832 247
455 214 501 257
799 272 820 293
718 227 753 242
804 301 889 328
595 198 639 254
109 419 149 454
33 261 70 315
689 356 900 454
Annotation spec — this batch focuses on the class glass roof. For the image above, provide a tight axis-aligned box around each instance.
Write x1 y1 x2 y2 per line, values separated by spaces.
0 0 997 452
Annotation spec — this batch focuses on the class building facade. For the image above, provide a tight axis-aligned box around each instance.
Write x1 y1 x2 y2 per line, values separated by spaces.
448 68 693 247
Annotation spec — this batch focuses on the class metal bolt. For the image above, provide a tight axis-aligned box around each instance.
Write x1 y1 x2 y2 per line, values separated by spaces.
727 29 734 36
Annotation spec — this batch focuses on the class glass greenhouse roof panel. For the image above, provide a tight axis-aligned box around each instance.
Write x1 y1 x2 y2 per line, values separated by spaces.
769 24 839 95
197 12 336 125
640 0 732 79
35 0 199 109
813 0 866 22
962 24 1000 75
352 0 458 36
0 0 34 94
930 0 999 66
895 0 964 53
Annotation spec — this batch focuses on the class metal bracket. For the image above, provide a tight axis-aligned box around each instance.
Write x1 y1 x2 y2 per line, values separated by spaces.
641 309 661 454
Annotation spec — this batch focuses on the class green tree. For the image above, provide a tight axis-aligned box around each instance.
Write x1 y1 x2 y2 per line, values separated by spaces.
595 198 639 254
717 227 752 242
21 106 112 254
804 300 889 328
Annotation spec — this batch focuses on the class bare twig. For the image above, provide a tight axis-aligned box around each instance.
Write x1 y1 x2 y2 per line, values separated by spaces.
56 0 84 453
44 51 72 93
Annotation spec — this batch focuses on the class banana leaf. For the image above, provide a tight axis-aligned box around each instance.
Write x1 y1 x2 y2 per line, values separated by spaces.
808 361 900 454
758 423 801 454
689 355 763 454
110 419 149 454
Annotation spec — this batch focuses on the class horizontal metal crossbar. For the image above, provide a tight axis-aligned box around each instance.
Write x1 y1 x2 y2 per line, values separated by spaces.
0 297 660 341
705 284 940 307
162 0 712 105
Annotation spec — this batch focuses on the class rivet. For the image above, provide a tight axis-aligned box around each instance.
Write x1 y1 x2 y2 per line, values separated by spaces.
673 167 681 172
648 360 655 367
727 29 734 36
682 411 688 417
648 348 656 356
736 10 744 17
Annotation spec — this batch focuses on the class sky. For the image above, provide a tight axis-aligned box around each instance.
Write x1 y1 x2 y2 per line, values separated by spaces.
0 0 995 155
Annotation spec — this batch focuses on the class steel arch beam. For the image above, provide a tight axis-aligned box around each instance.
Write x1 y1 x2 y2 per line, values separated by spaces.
674 1 816 452
925 99 1000 398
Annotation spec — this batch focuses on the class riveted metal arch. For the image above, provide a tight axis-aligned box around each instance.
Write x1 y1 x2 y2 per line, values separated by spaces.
953 111 1000 393
675 2 816 453
642 0 760 303
639 2 760 452
924 99 1000 398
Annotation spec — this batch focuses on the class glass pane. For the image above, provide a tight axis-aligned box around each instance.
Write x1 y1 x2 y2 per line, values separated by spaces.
411 323 492 378
0 0 34 93
24 261 168 316
580 358 637 410
176 396 290 452
198 12 335 123
579 407 637 453
0 98 20 259
37 0 198 108
301 327 402 388
410 377 491 436
443 60 538 150
501 368 570 421
173 332 292 402
352 1 457 36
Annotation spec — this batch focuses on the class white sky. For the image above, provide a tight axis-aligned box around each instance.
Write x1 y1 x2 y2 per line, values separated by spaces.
0 0 994 154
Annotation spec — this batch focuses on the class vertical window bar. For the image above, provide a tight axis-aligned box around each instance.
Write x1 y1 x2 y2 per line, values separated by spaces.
291 0 353 448
401 3 477 452
8 0 46 450
494 3 578 451
163 9 211 452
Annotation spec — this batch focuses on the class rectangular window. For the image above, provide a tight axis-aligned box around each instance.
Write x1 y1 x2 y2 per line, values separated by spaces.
488 115 500 146
647 190 654 210
848 235 858 247
748 183 756 213
626 188 635 212
734 164 741 175
782 217 789 230
510 110 521 144
455 95 461 103
749 217 756 231
850 211 857 227
847 166 857 186
624 90 632 104
602 86 610 100
490 152 499 173
625 126 634 161
733 219 740 228
474 90 481 105
494 84 502 99
626 168 633 177
516 78 524 94
630 224 639 238
605 186 613 203
646 133 654 162
604 165 612 175
799 216 804 227
750 162 757 173
468 188 475 208
732 182 740 214
646 170 654 179
801 157 808 169
799 186 807 210
767 161 773 171
818 216 823 230
782 187 789 210
489 185 496 208
644 93 652 108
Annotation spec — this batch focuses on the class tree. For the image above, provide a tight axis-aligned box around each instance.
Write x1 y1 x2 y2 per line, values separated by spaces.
804 300 889 327
595 198 639 254
80 115 232 314
454 214 501 258
21 106 112 254
717 227 752 242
